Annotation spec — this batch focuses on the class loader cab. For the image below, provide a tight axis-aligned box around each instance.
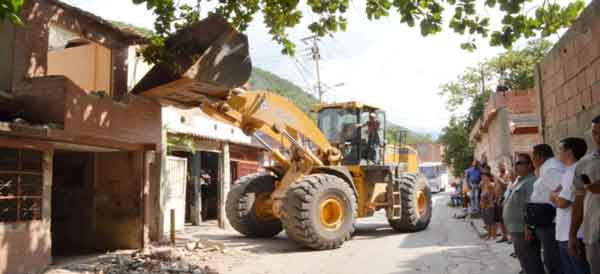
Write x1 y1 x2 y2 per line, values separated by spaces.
315 102 385 165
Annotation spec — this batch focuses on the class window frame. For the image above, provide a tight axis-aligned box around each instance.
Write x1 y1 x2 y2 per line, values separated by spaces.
0 143 47 223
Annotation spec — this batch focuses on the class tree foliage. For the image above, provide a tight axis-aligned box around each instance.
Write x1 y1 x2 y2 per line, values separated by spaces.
440 38 551 113
386 125 435 145
439 117 473 177
129 0 584 63
438 38 551 176
0 0 24 25
487 38 553 89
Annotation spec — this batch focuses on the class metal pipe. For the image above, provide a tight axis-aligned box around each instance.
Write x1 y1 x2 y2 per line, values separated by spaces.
170 209 176 245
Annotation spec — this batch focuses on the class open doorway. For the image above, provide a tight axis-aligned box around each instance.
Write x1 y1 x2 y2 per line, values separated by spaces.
170 150 220 225
199 151 219 222
51 151 94 257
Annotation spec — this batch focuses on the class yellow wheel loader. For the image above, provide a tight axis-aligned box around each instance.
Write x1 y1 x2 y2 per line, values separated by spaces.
131 15 432 250
203 95 432 249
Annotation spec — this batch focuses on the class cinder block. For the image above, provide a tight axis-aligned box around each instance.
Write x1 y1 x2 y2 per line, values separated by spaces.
541 58 553 77
592 81 600 105
560 102 568 121
577 72 587 92
567 116 578 136
586 64 597 87
566 78 577 100
567 98 577 118
582 87 592 109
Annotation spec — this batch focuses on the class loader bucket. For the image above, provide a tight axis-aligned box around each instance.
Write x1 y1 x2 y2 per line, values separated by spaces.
131 15 252 108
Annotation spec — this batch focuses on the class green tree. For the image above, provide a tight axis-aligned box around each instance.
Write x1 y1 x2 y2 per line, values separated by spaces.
440 38 551 115
487 38 553 89
1 0 24 25
129 0 583 63
439 117 473 178
438 38 551 175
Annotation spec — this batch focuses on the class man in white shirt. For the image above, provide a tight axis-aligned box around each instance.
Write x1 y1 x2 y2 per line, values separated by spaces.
569 115 600 274
551 138 590 274
529 144 565 274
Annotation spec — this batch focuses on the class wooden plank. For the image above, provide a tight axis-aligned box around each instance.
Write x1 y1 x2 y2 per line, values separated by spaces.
0 135 53 151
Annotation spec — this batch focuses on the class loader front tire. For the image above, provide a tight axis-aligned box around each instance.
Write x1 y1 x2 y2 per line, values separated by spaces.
226 173 283 238
281 174 356 250
389 173 432 232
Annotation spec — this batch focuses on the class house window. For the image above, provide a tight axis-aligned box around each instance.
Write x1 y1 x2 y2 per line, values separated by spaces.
0 148 43 222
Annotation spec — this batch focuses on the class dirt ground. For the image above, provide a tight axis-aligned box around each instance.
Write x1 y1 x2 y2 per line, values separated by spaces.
44 191 521 274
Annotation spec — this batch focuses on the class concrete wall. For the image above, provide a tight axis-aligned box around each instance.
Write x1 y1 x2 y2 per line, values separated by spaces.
47 42 111 94
94 152 144 250
537 0 600 149
0 138 52 274
511 133 541 156
127 46 153 92
1 0 137 95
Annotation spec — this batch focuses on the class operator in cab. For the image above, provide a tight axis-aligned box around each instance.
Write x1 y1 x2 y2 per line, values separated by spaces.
356 112 381 164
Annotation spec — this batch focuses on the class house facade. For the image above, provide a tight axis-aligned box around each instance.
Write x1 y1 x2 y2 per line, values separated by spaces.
469 90 541 172
0 1 163 273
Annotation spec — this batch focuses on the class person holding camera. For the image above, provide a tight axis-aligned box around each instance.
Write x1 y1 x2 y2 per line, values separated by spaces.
569 115 600 274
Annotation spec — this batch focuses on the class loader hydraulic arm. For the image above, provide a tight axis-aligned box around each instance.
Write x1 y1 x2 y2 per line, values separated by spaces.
201 91 342 168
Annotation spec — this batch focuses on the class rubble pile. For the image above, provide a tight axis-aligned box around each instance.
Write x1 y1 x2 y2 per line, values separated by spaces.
64 241 225 274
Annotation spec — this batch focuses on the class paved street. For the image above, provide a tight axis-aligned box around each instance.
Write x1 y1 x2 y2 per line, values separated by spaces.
185 191 521 274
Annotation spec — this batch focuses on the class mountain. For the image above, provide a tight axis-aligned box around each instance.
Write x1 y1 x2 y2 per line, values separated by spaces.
249 67 436 144
249 67 319 113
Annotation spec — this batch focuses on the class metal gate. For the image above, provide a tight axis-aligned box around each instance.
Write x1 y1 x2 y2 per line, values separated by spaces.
163 156 187 234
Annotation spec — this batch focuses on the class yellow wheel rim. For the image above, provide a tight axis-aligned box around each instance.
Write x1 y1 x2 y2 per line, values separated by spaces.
417 190 427 217
319 197 344 231
254 193 276 221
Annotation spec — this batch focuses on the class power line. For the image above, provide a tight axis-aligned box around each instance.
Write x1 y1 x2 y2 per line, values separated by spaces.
291 57 314 94
302 35 324 102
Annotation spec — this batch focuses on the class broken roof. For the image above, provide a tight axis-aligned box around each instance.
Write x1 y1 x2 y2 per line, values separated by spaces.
45 0 148 45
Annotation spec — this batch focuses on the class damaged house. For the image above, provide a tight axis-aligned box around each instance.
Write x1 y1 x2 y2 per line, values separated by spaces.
0 1 162 273
1 1 268 273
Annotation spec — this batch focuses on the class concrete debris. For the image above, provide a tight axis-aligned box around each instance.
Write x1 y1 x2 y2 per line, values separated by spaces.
62 246 220 274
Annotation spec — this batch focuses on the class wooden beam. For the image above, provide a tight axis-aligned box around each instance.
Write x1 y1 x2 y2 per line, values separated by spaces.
0 135 53 151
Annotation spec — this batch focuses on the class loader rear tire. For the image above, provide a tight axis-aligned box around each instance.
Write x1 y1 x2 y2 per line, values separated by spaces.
388 173 432 232
226 173 283 238
281 174 356 250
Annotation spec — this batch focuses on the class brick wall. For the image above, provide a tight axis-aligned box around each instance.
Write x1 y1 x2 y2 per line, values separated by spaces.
410 143 443 163
537 0 600 149
0 138 52 274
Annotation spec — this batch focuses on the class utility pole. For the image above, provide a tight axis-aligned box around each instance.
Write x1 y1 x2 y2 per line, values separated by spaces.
302 35 323 102
480 64 486 94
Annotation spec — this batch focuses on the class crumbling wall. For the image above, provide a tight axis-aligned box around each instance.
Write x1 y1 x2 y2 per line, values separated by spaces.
2 0 138 95
538 0 600 149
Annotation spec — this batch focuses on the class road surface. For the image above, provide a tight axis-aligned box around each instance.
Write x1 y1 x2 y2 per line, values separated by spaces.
189 192 521 274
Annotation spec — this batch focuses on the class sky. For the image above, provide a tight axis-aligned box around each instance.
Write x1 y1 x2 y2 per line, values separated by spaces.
62 0 575 136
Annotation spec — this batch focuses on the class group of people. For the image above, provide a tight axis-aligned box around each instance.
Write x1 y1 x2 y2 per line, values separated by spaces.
458 115 600 274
